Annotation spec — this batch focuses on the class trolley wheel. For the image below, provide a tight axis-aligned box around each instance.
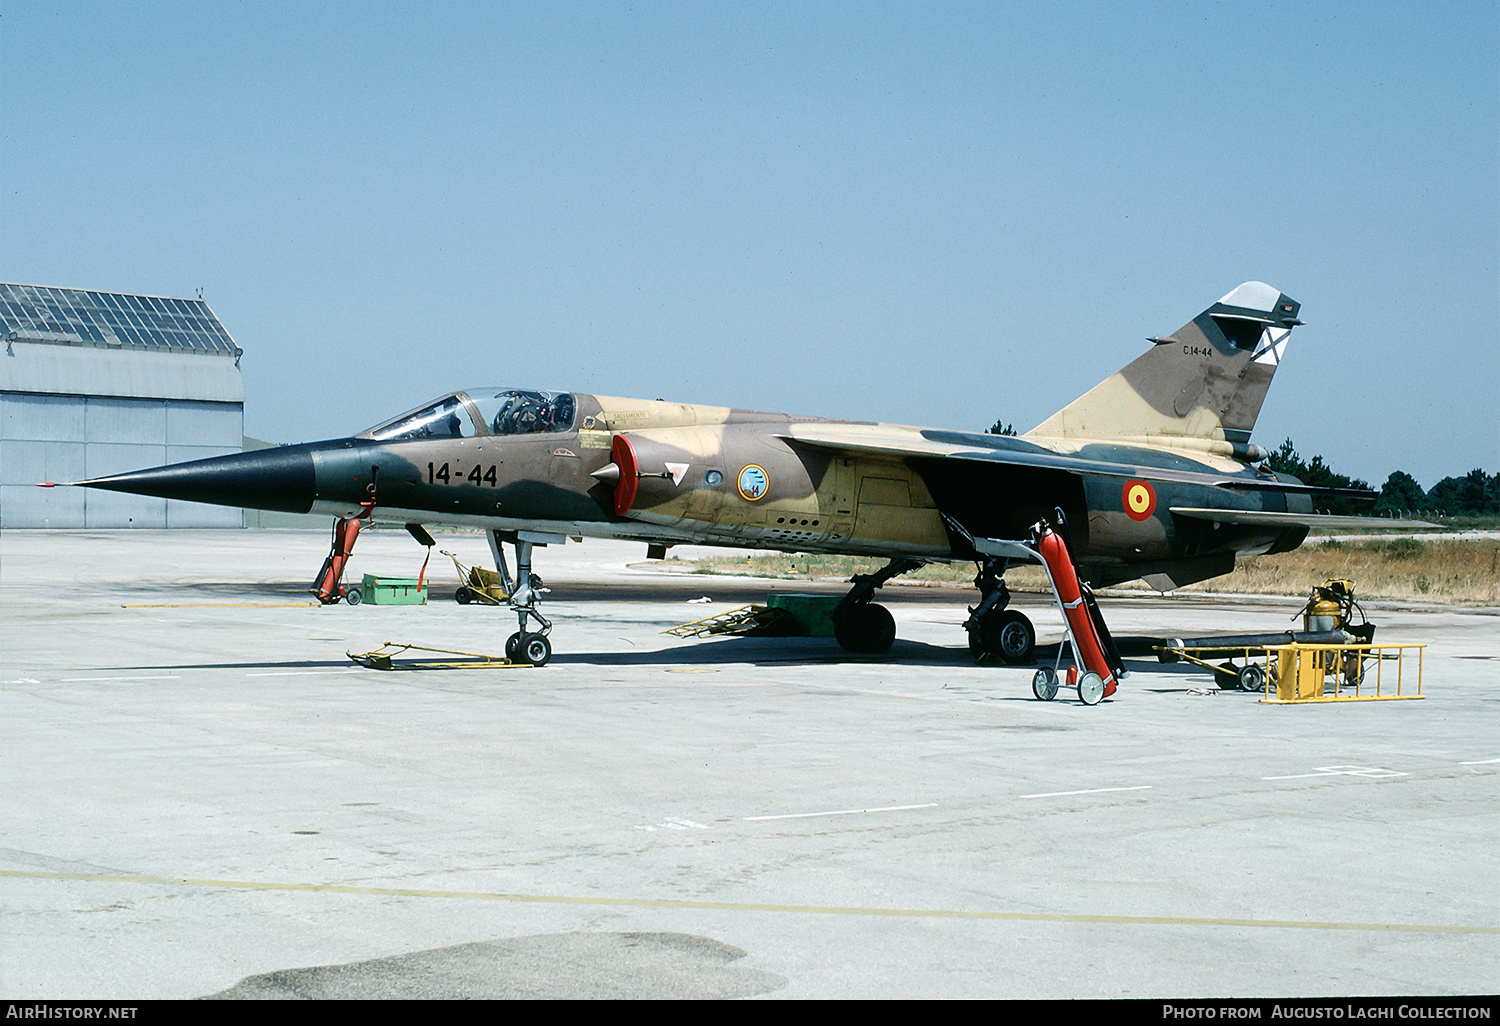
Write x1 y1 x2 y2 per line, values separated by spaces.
505 632 524 661
1078 671 1105 705
345 588 362 606
1032 667 1059 701
1237 663 1266 693
455 587 473 605
521 633 552 667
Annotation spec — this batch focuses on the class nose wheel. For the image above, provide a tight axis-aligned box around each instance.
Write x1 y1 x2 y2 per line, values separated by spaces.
491 530 558 666
506 631 552 667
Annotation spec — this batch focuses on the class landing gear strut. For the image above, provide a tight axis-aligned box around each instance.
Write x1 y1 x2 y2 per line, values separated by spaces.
489 529 556 666
964 557 1035 664
830 558 923 653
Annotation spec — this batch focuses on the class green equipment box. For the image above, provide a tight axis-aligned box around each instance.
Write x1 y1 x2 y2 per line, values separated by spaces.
765 593 840 636
361 574 428 605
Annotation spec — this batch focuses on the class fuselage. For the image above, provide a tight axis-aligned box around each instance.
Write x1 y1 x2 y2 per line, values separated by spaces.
75 384 1315 590
275 387 1311 587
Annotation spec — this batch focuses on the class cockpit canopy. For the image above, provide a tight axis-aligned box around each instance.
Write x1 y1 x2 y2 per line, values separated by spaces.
366 389 577 441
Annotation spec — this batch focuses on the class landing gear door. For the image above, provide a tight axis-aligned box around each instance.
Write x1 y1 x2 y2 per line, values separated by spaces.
821 457 857 543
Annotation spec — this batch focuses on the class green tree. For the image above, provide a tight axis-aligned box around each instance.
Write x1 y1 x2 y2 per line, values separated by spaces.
1265 438 1374 516
1375 470 1426 513
1426 469 1499 515
988 420 1017 436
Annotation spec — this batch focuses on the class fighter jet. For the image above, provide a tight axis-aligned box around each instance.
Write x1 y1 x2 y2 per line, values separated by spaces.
73 282 1378 666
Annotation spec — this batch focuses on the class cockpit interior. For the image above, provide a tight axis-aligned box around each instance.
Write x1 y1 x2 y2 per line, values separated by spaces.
366 389 577 441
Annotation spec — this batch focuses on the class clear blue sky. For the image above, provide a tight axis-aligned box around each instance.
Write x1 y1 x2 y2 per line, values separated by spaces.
3 1 1496 490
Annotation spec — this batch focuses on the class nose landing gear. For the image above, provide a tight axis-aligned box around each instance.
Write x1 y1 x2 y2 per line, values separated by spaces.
489 529 557 666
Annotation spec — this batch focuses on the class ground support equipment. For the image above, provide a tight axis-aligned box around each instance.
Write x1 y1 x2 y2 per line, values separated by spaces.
1259 642 1425 703
1029 518 1124 704
312 504 373 605
662 605 791 639
442 550 511 605
1156 579 1378 693
1156 631 1354 692
966 513 1123 705
348 641 529 671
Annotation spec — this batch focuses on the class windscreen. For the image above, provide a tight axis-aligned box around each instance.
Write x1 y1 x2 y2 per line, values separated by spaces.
366 395 477 440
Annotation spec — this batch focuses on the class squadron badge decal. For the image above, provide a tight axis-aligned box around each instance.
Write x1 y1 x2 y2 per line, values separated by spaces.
738 464 769 501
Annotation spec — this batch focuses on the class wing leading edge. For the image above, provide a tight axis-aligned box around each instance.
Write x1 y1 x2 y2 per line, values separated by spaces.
778 428 1367 496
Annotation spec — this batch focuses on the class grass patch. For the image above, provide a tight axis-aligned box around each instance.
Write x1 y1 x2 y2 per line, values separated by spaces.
1164 537 1498 603
672 539 1500 605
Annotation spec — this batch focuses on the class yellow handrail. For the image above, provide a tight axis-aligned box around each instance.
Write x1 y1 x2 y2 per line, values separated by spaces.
1257 643 1425 703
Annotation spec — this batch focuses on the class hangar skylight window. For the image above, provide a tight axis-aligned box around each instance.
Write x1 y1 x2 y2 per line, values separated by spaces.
0 283 241 356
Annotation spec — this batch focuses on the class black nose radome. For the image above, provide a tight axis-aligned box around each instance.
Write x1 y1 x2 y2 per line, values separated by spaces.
76 443 320 514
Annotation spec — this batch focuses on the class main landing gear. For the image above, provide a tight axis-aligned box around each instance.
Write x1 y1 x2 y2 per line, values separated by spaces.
488 529 555 667
830 558 923 653
828 555 1036 662
963 558 1036 664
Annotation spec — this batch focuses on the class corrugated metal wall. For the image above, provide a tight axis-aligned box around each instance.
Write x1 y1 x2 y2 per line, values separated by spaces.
2 284 248 529
0 394 243 528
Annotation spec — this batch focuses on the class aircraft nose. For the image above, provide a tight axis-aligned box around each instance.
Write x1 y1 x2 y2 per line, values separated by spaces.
75 443 320 514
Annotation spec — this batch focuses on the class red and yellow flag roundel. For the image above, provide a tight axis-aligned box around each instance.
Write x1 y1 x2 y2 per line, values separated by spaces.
1122 480 1156 521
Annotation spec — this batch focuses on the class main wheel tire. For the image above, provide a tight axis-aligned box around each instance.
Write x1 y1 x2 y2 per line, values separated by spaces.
833 603 896 654
345 588 362 606
521 633 552 667
980 610 1035 664
505 632 525 660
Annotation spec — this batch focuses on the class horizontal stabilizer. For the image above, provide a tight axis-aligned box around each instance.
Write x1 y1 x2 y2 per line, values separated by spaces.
1169 508 1436 530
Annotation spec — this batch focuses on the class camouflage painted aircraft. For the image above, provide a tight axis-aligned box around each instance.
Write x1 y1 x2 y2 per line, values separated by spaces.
76 282 1378 666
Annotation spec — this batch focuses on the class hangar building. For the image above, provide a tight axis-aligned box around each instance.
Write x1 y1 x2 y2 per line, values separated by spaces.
1 283 246 528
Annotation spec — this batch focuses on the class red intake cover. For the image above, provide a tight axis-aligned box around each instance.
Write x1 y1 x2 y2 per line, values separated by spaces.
611 434 640 516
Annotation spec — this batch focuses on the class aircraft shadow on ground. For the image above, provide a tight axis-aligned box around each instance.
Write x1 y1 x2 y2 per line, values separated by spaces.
555 636 1199 674
112 581 320 599
89 636 1205 678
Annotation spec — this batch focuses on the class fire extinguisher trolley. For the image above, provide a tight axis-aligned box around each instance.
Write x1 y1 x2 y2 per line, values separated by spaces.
969 510 1126 706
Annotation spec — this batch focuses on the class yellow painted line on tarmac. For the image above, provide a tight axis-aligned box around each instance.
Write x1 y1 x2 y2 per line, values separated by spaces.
3 869 1495 935
122 602 320 608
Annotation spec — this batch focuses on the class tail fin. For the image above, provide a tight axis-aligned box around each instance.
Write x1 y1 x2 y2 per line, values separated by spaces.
1026 283 1301 455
